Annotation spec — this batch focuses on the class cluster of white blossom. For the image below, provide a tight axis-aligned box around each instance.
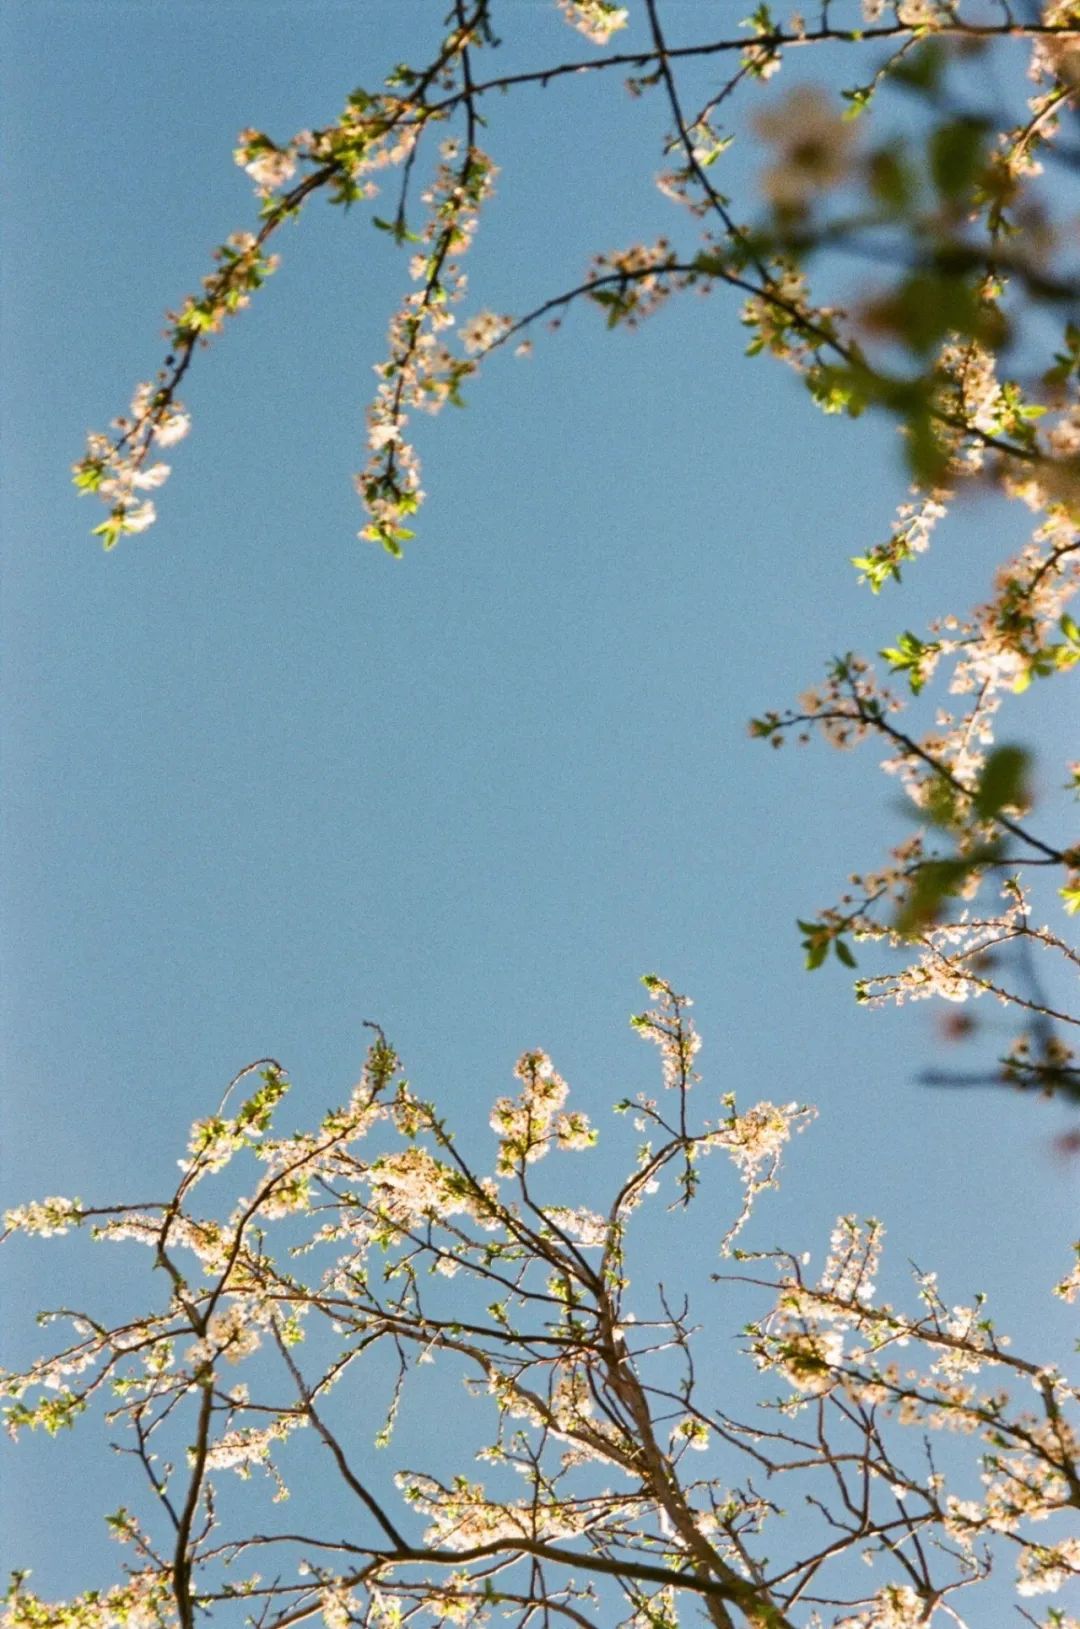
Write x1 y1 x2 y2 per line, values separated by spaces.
856 891 1031 1008
629 976 701 1091
2 1195 82 1238
710 1096 812 1185
753 1221 885 1395
541 1204 609 1247
72 382 189 548
319 1583 360 1629
489 1049 595 1172
186 1303 266 1368
819 1212 883 1302
398 1471 592 1551
985 519 1076 676
936 338 1008 474
358 144 498 554
741 263 837 379
5 1572 173 1629
853 489 951 591
74 223 287 547
368 1146 480 1229
205 1415 306 1476
655 116 732 215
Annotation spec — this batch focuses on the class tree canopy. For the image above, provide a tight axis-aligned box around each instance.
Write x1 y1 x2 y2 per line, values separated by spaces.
70 0 1080 1094
5 980 1079 1629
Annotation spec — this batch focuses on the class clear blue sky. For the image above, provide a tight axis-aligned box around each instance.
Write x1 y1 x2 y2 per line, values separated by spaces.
2 0 1076 1599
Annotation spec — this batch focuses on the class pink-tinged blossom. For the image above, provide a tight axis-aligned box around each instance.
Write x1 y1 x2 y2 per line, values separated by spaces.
1030 2 1080 84
459 310 512 355
1055 1245 1080 1303
755 87 855 210
556 1 629 46
896 0 949 23
234 128 298 192
1016 1536 1080 1596
836 1584 930 1628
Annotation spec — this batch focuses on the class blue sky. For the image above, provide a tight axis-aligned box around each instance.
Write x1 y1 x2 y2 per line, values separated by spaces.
2 0 1077 1599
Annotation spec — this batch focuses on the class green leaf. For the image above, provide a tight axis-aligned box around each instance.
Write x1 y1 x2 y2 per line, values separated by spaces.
895 858 973 934
866 146 915 210
973 746 1030 819
894 845 1000 934
92 518 123 551
798 919 832 971
929 118 988 202
806 365 869 418
372 215 422 244
905 407 950 485
841 84 874 120
880 629 940 694
852 551 904 592
868 273 987 356
892 39 945 92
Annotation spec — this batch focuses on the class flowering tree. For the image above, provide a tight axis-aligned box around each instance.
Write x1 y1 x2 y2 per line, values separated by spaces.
67 0 1080 1099
5 3 1080 1627
4 979 1079 1628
